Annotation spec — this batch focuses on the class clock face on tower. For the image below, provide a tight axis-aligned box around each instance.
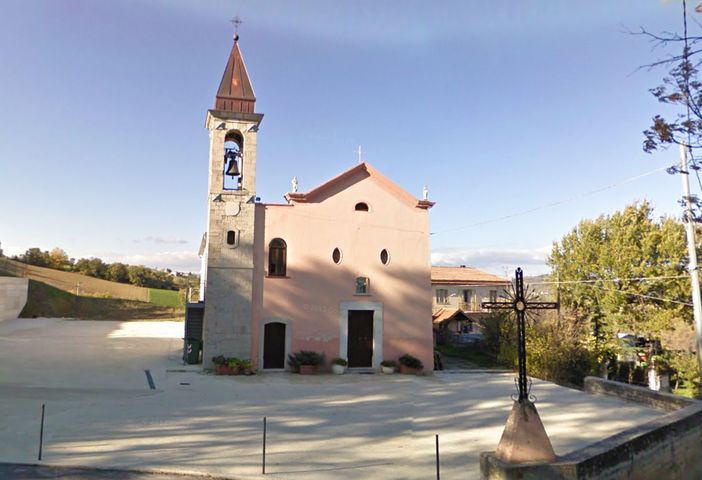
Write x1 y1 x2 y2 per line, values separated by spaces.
514 300 526 313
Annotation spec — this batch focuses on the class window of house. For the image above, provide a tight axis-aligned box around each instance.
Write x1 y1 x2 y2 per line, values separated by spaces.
332 248 342 264
462 289 473 306
355 276 369 294
489 290 498 303
268 238 287 276
436 288 449 304
380 249 390 265
354 202 369 211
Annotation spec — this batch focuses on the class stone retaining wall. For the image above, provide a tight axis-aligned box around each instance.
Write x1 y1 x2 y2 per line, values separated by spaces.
480 377 702 479
0 277 28 321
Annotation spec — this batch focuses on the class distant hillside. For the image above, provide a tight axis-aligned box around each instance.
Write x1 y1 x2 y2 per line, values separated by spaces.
0 258 182 307
19 279 182 320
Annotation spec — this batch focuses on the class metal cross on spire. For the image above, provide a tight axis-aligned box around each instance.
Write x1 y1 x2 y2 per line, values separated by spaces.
482 267 558 403
231 16 243 40
356 145 363 164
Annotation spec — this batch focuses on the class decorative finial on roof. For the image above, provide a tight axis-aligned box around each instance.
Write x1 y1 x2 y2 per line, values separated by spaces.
292 176 299 193
422 184 429 201
231 15 243 42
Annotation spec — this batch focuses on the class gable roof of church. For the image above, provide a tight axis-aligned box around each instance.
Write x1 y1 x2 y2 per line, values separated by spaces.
284 162 435 210
214 37 256 114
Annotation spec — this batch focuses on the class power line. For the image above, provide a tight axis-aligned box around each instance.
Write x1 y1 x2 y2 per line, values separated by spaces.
531 275 688 286
430 165 670 236
584 283 692 307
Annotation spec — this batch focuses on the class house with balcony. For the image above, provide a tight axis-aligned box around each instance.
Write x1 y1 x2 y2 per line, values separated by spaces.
431 265 510 344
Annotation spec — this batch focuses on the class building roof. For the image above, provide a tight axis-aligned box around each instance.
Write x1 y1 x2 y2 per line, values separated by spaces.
432 308 470 324
215 37 256 114
284 162 435 210
431 266 510 286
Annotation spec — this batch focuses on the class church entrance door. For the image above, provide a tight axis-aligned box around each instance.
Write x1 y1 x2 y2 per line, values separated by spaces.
347 310 374 367
263 322 286 369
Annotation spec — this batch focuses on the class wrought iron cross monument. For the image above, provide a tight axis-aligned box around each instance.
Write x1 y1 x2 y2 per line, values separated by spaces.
482 267 558 402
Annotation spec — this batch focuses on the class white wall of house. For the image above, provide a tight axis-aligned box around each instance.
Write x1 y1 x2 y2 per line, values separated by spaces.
431 284 509 313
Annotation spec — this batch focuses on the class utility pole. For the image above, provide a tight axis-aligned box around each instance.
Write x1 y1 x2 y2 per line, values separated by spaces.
680 143 702 398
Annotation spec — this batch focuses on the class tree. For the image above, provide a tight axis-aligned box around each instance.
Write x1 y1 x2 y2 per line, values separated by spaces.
75 257 107 279
549 202 690 344
106 262 129 283
21 248 50 267
48 248 69 270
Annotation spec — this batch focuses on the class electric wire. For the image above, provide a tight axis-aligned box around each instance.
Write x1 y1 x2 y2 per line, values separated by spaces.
531 275 689 286
430 165 670 235
582 283 693 307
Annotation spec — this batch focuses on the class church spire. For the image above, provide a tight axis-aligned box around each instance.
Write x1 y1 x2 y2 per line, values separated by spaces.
215 35 256 114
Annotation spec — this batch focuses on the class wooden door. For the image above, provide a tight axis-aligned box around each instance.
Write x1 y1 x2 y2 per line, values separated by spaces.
347 310 374 367
263 322 286 369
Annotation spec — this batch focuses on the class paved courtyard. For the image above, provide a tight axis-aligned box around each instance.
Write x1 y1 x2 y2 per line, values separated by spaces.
0 318 664 479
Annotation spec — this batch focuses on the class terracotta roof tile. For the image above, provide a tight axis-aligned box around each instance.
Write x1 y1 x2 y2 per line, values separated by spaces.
431 266 510 285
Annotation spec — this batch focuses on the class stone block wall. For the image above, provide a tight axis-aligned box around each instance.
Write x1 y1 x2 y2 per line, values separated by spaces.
0 277 28 321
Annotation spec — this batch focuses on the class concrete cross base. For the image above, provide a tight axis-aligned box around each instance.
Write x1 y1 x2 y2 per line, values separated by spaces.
495 399 556 464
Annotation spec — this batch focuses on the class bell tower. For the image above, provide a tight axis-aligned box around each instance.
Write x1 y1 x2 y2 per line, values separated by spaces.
201 34 263 365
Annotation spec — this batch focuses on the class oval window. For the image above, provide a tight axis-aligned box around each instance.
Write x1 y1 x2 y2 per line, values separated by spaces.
354 202 369 211
332 248 342 264
380 249 390 265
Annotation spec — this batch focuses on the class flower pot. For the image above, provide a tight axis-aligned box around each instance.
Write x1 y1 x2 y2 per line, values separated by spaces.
242 367 255 376
399 365 421 375
215 365 235 375
381 365 395 374
299 364 318 375
331 364 346 375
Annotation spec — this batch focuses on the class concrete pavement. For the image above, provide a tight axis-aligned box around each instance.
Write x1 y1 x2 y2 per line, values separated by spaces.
0 318 664 479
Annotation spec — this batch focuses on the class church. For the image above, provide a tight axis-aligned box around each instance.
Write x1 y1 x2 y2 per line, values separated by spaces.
198 35 435 371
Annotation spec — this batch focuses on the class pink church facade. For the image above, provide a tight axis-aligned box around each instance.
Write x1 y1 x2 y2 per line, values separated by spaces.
251 163 435 370
200 37 435 372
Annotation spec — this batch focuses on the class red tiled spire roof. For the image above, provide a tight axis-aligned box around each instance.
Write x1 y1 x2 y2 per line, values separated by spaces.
215 36 256 113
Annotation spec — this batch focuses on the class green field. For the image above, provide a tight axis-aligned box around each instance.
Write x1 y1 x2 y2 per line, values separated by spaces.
20 280 183 320
149 288 183 307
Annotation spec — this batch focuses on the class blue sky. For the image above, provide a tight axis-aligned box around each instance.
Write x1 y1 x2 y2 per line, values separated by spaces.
0 1 693 275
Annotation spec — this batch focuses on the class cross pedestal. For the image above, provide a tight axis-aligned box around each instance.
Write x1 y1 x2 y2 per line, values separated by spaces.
482 267 559 464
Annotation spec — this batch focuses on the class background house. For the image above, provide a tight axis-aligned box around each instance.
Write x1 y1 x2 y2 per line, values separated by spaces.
431 266 511 344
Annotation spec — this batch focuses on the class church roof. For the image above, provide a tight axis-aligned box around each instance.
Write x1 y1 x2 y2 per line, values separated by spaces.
215 36 256 114
284 162 435 210
431 266 510 285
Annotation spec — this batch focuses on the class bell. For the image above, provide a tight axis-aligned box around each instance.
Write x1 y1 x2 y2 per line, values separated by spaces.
225 158 240 177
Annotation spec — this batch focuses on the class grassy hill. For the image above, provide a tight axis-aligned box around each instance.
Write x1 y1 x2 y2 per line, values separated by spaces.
19 279 183 320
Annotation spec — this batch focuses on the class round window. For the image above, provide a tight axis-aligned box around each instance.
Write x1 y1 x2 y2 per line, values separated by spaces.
332 248 342 264
380 249 390 265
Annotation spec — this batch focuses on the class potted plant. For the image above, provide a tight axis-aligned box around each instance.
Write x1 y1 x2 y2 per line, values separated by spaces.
228 357 243 375
380 360 396 374
240 359 255 376
398 354 423 374
331 357 348 374
288 350 325 374
213 355 234 375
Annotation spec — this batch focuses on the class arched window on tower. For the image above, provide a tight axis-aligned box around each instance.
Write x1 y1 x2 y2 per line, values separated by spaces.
268 238 287 277
223 131 243 190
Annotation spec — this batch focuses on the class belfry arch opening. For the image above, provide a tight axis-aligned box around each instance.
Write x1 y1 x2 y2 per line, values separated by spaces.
223 130 243 190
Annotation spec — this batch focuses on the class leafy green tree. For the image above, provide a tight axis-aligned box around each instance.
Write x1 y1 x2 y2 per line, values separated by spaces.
106 262 129 283
75 257 107 279
22 248 51 267
549 202 689 343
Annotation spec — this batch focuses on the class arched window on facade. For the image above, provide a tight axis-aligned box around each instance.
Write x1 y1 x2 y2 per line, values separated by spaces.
268 238 287 277
354 202 369 211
